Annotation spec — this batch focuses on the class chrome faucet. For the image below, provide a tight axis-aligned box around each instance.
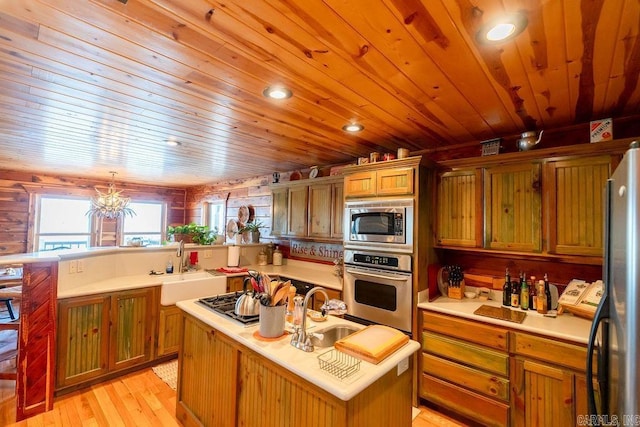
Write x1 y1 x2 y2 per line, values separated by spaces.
177 240 185 273
291 286 329 352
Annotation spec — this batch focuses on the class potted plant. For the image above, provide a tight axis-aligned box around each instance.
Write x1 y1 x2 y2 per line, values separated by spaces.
239 220 265 244
167 223 218 245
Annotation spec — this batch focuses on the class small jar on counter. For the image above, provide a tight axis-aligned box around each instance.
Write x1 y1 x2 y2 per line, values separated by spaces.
273 245 283 266
257 249 267 266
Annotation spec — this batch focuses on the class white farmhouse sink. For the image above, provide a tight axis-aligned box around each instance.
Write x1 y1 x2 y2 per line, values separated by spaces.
161 272 227 305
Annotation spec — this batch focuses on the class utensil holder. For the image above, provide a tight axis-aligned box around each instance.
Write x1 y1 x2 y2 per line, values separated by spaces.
447 280 465 300
259 304 286 338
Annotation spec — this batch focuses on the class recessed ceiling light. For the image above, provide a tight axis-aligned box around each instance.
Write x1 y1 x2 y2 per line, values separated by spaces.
476 12 527 44
263 85 292 99
342 123 364 132
166 139 181 147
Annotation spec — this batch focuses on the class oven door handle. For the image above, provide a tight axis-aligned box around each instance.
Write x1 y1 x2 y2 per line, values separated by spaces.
345 267 410 282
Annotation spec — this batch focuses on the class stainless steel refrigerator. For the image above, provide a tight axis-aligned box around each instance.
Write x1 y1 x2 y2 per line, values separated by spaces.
587 141 640 424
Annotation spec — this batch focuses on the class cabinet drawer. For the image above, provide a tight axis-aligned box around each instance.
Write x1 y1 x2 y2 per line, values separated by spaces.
422 311 508 351
422 353 509 402
421 374 509 427
511 332 587 371
422 331 508 376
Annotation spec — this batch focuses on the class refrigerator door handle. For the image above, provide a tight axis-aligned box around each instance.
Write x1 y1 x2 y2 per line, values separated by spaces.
586 296 609 417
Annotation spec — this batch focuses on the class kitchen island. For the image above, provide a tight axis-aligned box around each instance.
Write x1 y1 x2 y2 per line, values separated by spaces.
176 298 420 427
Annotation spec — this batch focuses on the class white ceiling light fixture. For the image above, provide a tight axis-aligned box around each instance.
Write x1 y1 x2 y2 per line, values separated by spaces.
342 122 364 132
87 171 136 219
263 85 293 99
166 139 182 147
477 12 528 44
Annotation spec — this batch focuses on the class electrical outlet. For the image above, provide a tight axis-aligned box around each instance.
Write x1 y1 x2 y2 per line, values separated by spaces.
204 250 213 259
77 259 85 273
397 357 409 376
69 260 77 274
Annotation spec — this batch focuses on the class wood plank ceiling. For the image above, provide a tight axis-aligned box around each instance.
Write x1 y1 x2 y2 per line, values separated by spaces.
0 0 638 186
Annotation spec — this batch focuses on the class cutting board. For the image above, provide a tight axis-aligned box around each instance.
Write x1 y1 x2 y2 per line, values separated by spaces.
334 325 409 364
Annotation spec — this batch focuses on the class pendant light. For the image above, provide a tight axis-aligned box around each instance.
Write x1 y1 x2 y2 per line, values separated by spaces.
87 171 135 219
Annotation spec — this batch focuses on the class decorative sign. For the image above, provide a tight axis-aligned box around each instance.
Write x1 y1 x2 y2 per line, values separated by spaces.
481 138 501 156
289 240 343 263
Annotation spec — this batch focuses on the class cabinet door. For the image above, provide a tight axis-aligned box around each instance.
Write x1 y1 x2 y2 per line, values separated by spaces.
511 357 574 427
177 314 237 427
308 183 333 238
287 185 309 236
227 276 246 293
270 187 288 236
331 182 344 239
344 171 376 197
313 288 341 311
437 169 482 247
157 305 182 357
109 288 155 371
377 167 414 196
57 294 111 388
545 156 610 256
485 163 542 252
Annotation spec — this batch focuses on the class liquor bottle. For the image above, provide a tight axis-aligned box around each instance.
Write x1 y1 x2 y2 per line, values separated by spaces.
502 268 511 306
511 277 520 308
529 276 537 310
544 273 552 311
536 280 548 314
520 273 529 310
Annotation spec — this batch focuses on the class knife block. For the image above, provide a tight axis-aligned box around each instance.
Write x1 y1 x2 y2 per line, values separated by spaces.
447 280 465 300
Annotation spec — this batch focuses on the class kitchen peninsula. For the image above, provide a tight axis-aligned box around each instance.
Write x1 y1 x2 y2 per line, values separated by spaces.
176 298 420 427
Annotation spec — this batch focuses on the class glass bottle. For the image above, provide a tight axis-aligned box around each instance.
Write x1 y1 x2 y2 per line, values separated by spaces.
537 280 548 314
510 279 520 308
293 295 304 326
520 273 529 310
544 273 552 311
502 268 511 306
529 276 537 310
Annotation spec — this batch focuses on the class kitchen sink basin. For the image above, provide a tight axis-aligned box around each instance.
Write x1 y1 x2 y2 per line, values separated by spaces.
161 271 227 305
310 325 360 348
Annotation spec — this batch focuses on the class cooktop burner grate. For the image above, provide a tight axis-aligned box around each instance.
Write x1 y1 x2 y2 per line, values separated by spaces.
197 292 259 326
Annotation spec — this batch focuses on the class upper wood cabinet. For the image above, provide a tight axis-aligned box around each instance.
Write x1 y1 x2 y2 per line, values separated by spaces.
287 185 309 236
484 163 542 252
270 175 343 240
344 167 414 198
436 169 482 247
544 156 611 256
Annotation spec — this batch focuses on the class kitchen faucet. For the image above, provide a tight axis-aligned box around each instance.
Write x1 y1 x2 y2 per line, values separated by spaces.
291 286 329 352
177 240 185 273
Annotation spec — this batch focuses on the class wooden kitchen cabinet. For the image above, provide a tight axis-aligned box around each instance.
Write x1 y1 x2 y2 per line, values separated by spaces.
436 169 482 247
287 184 309 236
420 311 510 426
56 287 158 391
227 276 246 293
270 176 343 240
157 304 182 357
510 332 592 427
484 163 542 252
544 156 611 256
344 167 414 198
177 314 237 427
271 187 289 236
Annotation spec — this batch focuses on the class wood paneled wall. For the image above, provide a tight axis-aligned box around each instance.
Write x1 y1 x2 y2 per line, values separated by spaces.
0 170 186 256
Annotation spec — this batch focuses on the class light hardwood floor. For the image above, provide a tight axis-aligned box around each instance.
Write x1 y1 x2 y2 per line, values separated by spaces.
2 366 468 426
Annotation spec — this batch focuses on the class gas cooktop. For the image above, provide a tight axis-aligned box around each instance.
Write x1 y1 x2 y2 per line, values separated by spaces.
197 291 259 327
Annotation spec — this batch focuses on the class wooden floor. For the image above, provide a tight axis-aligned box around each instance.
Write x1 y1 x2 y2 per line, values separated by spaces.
2 363 468 426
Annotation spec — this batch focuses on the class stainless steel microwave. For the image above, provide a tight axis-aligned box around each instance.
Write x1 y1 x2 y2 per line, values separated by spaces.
344 199 413 252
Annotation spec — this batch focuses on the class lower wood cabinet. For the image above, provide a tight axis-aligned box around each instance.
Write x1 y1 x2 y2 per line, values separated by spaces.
420 309 596 427
157 304 182 357
420 311 510 426
56 287 158 390
227 276 246 293
178 312 413 427
313 287 341 311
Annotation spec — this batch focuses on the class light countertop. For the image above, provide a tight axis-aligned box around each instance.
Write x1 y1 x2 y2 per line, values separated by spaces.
177 298 419 401
418 294 593 345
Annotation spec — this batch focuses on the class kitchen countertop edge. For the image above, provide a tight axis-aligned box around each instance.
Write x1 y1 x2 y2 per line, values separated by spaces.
418 297 592 345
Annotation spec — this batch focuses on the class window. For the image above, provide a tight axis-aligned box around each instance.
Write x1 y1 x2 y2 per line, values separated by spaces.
121 201 165 246
36 196 92 251
205 201 225 236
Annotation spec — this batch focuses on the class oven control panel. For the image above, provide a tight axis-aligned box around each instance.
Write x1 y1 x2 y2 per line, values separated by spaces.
353 253 399 268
